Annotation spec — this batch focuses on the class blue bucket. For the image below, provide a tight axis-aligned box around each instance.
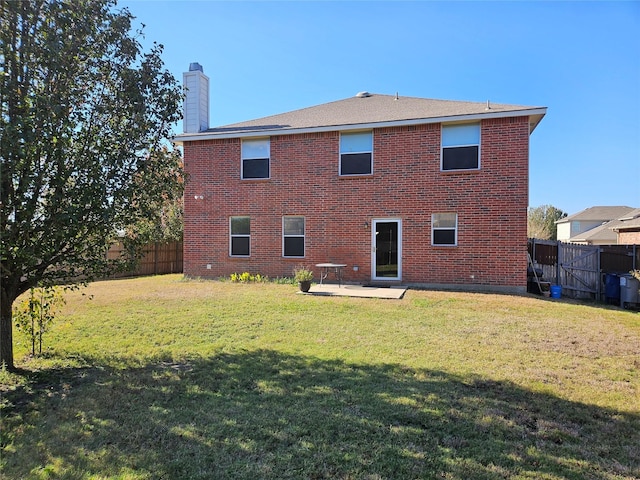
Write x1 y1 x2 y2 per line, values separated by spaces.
550 285 562 299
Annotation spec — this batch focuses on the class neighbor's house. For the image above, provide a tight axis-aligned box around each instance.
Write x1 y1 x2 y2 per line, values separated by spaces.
556 206 635 245
175 63 547 293
610 208 640 245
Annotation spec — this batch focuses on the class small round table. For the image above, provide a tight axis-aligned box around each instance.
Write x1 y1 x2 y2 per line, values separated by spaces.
315 263 347 287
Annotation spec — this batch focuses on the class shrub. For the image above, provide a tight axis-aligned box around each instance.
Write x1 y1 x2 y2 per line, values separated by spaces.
13 285 66 356
230 272 268 283
293 266 314 283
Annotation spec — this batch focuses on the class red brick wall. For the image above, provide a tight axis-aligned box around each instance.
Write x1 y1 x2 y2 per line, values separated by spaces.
183 116 531 291
618 230 640 245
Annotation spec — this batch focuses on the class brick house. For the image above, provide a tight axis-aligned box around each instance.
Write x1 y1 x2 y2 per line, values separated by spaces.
611 208 640 245
175 64 546 293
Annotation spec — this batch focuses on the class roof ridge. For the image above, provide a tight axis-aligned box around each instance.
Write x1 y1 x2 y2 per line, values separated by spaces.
175 93 547 142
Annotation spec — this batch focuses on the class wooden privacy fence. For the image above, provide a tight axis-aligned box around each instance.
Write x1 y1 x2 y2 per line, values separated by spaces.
528 239 639 300
106 241 183 278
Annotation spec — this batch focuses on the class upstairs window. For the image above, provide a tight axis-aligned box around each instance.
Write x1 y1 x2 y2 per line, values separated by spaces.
242 138 270 179
283 216 305 257
441 124 480 171
340 131 373 176
230 216 250 256
432 213 458 246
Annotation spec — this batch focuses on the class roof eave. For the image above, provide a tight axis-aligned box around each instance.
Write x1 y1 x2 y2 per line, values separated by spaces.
612 223 640 232
174 107 548 144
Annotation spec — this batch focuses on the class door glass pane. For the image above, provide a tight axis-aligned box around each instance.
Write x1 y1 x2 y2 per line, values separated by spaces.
375 221 398 278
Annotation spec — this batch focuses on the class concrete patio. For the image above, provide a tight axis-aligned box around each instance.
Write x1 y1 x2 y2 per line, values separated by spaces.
304 283 407 299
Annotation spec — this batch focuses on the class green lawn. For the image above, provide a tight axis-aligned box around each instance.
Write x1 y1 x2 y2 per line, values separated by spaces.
1 274 639 479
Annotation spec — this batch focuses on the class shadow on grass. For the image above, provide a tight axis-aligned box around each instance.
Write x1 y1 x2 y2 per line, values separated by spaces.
2 351 638 479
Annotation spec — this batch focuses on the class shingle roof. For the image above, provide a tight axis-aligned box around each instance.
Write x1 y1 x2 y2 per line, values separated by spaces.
175 93 546 142
610 208 640 231
569 208 640 242
557 206 635 224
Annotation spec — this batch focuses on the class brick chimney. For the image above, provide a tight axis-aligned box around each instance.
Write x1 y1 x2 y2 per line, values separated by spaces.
183 63 209 133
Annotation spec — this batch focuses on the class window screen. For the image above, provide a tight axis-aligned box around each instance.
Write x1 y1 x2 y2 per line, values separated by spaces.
443 146 479 170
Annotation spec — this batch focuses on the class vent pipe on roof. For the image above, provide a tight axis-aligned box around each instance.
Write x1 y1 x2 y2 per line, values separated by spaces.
485 100 491 111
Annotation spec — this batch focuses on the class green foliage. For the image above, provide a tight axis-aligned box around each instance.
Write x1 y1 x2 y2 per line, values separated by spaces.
528 204 567 240
230 272 268 283
123 157 184 244
272 276 297 285
293 266 314 282
12 286 65 356
0 0 183 368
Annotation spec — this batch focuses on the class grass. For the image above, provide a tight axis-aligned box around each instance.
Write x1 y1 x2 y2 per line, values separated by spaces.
1 274 639 479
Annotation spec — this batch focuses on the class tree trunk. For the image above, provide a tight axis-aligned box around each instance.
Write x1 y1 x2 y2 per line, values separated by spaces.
0 287 15 370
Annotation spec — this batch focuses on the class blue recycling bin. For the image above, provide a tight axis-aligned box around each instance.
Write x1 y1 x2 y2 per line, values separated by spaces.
604 273 620 304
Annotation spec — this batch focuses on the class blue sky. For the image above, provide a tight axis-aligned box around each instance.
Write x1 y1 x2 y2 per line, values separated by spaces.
120 0 640 215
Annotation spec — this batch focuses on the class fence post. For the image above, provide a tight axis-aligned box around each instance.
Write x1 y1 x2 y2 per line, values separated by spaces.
597 246 602 302
154 242 158 275
556 241 561 286
532 239 536 266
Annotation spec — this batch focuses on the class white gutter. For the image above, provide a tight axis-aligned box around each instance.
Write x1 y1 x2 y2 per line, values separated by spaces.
173 108 547 144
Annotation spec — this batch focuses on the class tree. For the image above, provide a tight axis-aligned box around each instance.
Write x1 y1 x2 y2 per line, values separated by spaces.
124 148 184 244
527 205 567 240
0 0 183 369
13 284 65 357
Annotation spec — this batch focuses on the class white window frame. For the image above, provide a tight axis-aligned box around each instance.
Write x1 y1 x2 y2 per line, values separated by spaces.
241 138 270 180
339 130 373 176
441 123 480 171
432 213 458 246
229 216 251 257
282 216 305 258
